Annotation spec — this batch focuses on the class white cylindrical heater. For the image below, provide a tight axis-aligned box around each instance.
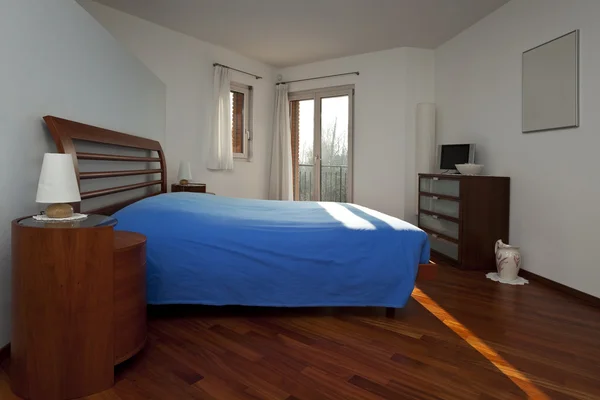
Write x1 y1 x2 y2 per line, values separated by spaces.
416 103 436 174
415 103 436 216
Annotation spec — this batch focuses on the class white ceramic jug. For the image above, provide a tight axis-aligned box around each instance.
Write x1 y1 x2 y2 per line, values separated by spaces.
495 240 522 281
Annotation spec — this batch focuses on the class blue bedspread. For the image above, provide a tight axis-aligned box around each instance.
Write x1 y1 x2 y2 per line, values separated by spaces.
114 193 429 308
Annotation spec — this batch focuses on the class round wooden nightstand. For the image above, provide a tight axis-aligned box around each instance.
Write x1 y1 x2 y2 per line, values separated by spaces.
11 215 118 400
10 217 148 400
114 231 147 365
171 182 206 193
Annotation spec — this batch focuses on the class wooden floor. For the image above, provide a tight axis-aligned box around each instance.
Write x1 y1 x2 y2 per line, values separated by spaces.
2 265 600 400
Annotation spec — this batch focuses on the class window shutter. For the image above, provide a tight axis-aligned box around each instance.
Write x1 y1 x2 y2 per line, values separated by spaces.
231 91 245 154
290 101 300 200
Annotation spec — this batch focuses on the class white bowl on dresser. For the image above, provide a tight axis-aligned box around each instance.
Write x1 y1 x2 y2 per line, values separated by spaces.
456 163 484 175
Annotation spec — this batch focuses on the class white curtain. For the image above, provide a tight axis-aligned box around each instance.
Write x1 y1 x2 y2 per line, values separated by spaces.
268 84 293 200
207 66 233 170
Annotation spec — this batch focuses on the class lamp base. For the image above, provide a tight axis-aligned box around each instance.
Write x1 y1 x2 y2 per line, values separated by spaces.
179 179 189 185
46 203 74 219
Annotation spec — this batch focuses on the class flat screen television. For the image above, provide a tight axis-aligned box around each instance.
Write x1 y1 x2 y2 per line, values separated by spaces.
437 144 476 172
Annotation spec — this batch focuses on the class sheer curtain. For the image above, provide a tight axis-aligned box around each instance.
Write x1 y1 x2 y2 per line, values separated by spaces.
268 84 293 200
207 66 233 170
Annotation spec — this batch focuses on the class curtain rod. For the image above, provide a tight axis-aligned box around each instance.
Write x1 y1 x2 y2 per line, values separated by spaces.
213 63 262 80
276 71 359 85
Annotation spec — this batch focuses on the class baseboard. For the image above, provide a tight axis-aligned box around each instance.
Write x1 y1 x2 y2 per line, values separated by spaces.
520 270 600 308
0 343 9 365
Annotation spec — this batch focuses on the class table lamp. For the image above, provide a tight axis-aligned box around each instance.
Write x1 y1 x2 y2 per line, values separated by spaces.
36 153 81 218
178 161 192 185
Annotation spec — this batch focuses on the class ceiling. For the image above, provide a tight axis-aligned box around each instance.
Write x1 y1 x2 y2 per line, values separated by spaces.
92 0 510 67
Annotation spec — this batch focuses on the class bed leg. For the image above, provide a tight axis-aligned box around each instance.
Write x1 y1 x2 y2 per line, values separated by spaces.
417 263 437 281
385 307 395 318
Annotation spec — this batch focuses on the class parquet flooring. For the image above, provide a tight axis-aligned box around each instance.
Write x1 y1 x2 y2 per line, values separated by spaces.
2 265 599 399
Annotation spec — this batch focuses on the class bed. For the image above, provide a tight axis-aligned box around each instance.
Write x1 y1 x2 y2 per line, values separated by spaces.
44 115 433 309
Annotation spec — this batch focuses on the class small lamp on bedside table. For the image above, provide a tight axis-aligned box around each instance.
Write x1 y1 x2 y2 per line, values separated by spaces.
178 161 192 185
36 153 81 218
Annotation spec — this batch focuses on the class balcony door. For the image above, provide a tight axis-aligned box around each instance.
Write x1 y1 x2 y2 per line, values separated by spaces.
289 85 354 202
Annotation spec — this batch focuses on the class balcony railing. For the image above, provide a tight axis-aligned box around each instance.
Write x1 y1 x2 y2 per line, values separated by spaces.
298 164 348 202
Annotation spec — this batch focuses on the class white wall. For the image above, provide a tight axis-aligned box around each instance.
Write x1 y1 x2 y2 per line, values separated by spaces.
0 0 166 346
79 1 437 213
81 1 277 199
436 0 600 297
280 48 434 219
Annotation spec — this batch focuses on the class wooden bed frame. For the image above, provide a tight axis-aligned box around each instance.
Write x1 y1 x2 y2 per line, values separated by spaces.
43 116 168 215
43 115 436 286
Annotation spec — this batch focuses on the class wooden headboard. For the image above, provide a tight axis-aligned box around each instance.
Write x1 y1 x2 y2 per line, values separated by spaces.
43 116 167 215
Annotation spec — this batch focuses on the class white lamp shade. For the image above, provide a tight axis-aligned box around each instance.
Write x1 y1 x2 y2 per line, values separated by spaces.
36 153 81 203
178 161 192 181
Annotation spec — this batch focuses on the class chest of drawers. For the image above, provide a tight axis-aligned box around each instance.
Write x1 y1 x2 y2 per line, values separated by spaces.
418 174 510 270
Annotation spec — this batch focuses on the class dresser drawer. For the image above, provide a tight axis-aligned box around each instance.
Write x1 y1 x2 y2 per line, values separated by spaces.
429 234 459 261
420 195 460 219
420 213 459 240
420 177 460 197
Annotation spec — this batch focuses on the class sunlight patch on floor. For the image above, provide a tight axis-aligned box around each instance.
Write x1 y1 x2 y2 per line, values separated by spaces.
411 287 550 400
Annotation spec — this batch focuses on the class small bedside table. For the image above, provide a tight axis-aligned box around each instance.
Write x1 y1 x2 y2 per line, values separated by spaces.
11 215 118 399
172 182 206 193
11 216 148 400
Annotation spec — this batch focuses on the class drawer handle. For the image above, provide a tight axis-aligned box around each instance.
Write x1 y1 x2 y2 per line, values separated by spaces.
431 233 438 239
432 215 438 219
432 196 439 200
433 177 439 181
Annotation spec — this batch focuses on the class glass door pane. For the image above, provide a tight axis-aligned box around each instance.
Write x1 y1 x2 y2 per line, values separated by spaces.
320 95 349 202
295 99 314 201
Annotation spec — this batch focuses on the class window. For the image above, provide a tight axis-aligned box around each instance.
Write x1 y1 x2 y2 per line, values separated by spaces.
230 82 252 159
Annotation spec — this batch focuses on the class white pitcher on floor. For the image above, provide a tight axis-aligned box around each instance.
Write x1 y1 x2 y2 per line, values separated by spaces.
495 240 522 281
